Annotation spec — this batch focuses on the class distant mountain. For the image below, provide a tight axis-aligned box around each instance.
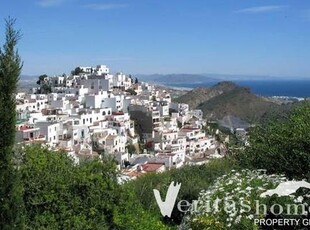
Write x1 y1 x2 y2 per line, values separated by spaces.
136 73 293 87
136 74 218 85
175 81 281 122
20 75 37 80
18 75 38 88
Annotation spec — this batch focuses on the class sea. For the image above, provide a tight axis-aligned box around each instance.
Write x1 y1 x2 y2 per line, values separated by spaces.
165 80 310 98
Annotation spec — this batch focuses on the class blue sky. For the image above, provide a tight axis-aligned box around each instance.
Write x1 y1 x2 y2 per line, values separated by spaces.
1 0 310 78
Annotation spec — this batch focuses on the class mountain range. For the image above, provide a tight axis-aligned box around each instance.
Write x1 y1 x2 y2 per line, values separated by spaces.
136 73 301 86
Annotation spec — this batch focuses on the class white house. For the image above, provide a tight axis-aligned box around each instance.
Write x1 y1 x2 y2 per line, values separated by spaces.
35 121 63 144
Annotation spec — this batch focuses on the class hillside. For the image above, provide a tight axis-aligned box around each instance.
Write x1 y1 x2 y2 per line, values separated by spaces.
174 81 238 108
175 81 281 122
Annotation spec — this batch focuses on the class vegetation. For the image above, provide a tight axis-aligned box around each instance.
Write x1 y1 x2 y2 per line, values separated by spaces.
21 145 120 229
0 18 24 229
124 157 239 226
125 88 137 95
16 147 238 229
182 169 309 230
19 145 175 229
71 67 85 75
36 74 52 94
235 102 310 180
179 102 310 229
126 144 136 154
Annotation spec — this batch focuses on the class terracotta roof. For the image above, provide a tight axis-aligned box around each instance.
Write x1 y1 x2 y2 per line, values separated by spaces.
142 163 165 172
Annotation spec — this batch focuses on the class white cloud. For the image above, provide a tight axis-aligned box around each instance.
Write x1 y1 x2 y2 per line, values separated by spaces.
37 0 68 7
236 5 288 14
83 3 127 10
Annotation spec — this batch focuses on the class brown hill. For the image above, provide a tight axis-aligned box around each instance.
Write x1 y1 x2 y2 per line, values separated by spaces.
174 81 280 122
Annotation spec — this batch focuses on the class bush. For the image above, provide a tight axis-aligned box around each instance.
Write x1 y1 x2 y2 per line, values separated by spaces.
235 102 310 180
125 157 238 226
20 145 120 229
182 169 310 230
20 145 172 229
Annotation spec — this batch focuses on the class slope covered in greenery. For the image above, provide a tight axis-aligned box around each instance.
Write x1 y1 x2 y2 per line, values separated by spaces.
15 145 238 229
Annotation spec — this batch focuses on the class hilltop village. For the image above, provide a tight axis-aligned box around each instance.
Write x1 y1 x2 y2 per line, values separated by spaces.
15 65 223 180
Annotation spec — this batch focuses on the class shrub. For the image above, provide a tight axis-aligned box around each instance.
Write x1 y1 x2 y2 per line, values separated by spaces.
182 169 310 230
235 102 310 180
20 145 120 229
125 157 238 226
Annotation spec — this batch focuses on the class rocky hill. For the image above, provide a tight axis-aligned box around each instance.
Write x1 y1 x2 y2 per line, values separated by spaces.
174 81 281 122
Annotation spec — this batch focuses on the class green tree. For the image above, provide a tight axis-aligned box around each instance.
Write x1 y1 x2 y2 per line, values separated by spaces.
113 188 170 230
21 145 121 229
36 74 47 85
71 67 84 75
36 74 52 94
235 102 310 180
126 144 136 154
0 18 24 229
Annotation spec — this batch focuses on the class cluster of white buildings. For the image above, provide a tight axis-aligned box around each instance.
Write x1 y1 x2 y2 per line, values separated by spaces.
16 64 220 179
